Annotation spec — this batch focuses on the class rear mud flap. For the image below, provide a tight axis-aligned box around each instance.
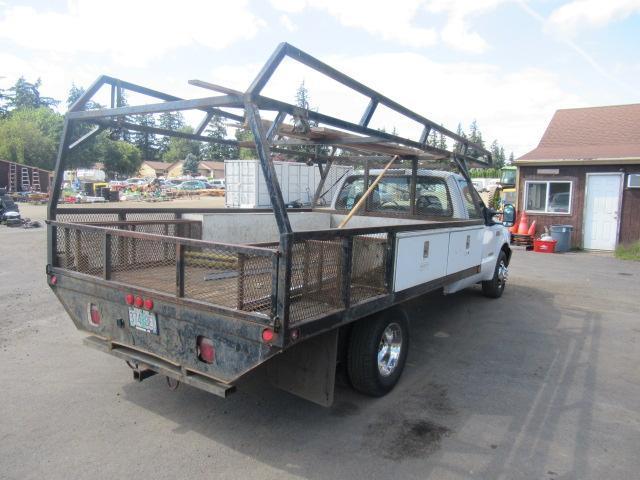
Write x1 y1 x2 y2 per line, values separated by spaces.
266 329 338 407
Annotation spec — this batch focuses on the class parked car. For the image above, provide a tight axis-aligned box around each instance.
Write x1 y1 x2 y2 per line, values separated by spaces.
125 177 148 186
209 179 225 189
176 180 207 191
162 179 183 188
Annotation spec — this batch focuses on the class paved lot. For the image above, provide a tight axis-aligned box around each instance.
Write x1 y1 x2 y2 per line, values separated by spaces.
1 205 639 480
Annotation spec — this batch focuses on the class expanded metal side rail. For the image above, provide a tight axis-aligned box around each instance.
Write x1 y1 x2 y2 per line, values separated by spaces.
48 221 279 321
278 218 484 334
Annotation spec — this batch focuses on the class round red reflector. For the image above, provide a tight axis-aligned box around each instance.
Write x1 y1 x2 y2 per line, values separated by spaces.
134 296 143 308
143 298 154 310
125 294 134 305
50 275 58 286
261 329 275 343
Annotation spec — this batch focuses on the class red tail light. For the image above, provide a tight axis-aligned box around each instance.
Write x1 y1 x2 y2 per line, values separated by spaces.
197 336 215 364
261 328 275 343
49 275 58 286
134 296 143 308
125 293 134 305
143 298 154 310
89 304 101 326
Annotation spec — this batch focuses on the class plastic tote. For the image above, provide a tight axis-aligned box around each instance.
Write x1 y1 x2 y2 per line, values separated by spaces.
550 225 573 253
533 239 557 253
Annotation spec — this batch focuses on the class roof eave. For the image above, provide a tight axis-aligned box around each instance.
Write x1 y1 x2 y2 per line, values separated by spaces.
514 157 640 166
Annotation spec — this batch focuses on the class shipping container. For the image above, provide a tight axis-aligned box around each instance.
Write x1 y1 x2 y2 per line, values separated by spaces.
224 159 352 208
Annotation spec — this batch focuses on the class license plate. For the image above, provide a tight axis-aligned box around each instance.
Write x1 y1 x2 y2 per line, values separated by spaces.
128 307 158 334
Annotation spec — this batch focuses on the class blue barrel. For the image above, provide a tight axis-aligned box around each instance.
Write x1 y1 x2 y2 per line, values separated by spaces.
550 225 573 252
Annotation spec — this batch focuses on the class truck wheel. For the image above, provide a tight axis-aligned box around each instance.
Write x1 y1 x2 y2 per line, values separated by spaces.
482 250 508 298
347 309 409 397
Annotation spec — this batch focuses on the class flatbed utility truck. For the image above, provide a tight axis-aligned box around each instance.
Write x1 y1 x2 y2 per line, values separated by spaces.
46 44 515 406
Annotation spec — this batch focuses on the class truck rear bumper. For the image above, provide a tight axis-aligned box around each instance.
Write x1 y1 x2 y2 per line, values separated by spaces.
83 335 235 398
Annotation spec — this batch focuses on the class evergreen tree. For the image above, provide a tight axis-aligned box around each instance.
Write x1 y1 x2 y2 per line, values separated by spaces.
182 153 199 175
508 152 514 164
202 115 235 160
157 111 185 156
438 131 448 150
468 119 484 147
5 77 58 111
131 114 158 159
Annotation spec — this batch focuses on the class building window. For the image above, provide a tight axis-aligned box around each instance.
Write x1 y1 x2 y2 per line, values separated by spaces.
525 181 572 214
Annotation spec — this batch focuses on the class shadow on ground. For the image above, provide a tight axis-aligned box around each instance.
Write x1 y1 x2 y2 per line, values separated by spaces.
120 281 603 480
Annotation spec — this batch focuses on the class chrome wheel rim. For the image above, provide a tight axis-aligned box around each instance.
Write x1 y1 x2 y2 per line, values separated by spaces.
497 260 508 287
377 323 403 377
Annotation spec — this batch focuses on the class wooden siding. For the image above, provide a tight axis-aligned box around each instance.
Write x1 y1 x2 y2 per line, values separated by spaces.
0 159 52 193
517 164 640 248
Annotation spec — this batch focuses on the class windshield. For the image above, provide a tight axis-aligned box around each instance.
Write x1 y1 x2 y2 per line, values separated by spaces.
500 169 516 187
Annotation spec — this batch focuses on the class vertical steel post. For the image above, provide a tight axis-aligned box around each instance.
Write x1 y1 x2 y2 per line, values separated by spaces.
409 158 418 215
341 237 353 309
103 232 111 280
245 102 292 234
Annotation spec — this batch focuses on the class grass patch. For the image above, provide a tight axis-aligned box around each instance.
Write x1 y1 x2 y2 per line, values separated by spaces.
615 241 640 261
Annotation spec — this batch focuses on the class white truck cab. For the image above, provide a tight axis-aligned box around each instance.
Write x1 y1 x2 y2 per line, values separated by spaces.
330 168 512 298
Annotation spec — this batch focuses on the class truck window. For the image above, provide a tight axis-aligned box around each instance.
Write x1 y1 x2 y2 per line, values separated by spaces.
415 177 452 217
457 178 483 219
335 175 452 217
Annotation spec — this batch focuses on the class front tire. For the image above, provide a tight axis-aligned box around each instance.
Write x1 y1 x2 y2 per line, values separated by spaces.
347 309 409 397
482 250 508 298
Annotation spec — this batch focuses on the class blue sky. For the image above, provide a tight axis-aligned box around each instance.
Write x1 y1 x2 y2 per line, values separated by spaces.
1 0 639 156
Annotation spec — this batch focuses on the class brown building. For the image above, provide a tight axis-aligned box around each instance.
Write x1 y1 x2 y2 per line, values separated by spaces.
0 159 53 193
516 104 640 250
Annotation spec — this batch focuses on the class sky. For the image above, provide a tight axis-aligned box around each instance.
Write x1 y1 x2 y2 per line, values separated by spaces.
0 0 639 157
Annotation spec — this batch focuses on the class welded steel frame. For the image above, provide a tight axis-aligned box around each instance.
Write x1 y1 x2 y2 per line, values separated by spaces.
48 42 493 345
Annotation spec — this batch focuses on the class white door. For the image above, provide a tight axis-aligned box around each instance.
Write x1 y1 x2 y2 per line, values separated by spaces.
583 174 622 250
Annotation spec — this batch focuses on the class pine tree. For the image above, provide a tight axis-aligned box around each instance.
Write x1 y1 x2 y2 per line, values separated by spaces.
182 152 199 175
202 115 235 160
131 114 158 159
157 112 185 156
6 77 58 111
508 152 514 164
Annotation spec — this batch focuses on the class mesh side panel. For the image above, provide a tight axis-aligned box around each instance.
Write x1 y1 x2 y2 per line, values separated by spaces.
126 213 177 221
56 212 120 223
55 227 104 276
183 247 273 314
289 239 344 325
314 163 354 207
110 236 177 294
107 222 201 239
350 233 388 304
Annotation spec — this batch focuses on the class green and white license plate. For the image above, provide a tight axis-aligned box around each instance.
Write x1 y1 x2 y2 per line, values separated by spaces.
128 307 158 334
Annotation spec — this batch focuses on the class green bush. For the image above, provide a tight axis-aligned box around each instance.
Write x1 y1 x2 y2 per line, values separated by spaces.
615 241 640 261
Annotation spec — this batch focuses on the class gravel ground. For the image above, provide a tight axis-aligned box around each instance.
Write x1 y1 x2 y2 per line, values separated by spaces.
1 205 639 480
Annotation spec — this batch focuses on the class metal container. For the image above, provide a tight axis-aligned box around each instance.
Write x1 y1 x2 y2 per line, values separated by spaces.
550 225 573 252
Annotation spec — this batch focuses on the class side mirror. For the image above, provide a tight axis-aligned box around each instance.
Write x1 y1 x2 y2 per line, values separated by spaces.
502 204 516 227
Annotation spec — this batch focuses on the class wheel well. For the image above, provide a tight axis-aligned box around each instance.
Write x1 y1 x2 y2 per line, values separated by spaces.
501 243 512 265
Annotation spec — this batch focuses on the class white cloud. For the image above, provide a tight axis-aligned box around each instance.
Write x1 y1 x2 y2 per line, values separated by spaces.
270 0 509 52
427 0 510 53
547 0 640 35
270 0 438 48
208 51 583 156
0 0 265 66
279 14 298 32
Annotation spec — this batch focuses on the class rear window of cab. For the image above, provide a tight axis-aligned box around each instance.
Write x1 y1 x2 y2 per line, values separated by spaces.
335 175 453 217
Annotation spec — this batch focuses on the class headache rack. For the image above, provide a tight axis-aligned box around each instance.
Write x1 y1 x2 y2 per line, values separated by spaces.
47 43 492 345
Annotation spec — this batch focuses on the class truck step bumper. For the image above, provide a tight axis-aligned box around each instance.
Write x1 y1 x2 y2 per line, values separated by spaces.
83 336 236 398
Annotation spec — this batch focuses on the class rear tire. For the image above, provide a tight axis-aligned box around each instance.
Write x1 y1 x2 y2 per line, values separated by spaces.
347 309 409 397
482 250 508 298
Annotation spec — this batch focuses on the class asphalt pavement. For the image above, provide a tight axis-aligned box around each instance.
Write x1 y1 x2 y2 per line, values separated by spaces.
1 205 639 480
